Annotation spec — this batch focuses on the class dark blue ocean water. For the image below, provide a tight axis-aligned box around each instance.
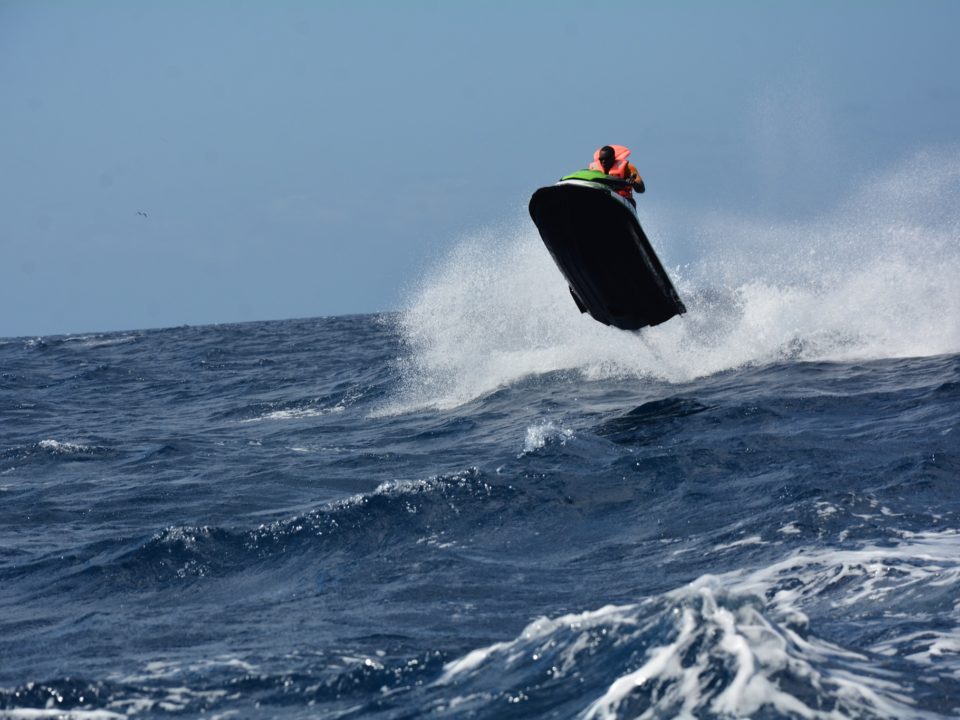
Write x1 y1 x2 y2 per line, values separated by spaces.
3 173 960 717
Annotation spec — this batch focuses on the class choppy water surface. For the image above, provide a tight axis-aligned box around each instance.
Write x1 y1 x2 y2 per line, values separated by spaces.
2 155 960 718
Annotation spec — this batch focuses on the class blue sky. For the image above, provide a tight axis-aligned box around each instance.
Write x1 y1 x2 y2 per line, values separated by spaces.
2 0 959 338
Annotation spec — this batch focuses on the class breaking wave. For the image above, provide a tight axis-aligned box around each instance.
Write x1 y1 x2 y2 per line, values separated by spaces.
436 530 960 719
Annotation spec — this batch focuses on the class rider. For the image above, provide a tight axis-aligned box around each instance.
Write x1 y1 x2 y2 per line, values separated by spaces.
589 145 645 207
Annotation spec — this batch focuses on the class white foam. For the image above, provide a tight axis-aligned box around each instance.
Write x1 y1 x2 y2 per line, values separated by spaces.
243 389 364 423
60 334 138 349
521 421 574 454
37 439 95 454
241 407 329 423
438 529 960 718
437 604 637 686
309 469 487 520
99 656 257 715
386 151 960 411
712 534 768 552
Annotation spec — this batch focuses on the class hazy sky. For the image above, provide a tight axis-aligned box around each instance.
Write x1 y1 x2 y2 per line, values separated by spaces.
3 0 959 338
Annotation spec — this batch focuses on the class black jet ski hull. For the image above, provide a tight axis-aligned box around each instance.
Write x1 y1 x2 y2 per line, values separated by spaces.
528 181 686 330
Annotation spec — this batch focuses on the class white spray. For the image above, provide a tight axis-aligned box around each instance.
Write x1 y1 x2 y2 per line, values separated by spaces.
390 151 960 411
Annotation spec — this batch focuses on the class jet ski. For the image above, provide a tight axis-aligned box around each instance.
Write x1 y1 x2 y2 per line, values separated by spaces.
528 170 686 330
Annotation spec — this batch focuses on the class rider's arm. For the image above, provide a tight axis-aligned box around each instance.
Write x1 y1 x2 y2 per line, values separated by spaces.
626 163 645 193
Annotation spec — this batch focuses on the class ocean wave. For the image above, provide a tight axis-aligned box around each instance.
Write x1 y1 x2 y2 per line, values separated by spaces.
214 387 369 424
58 334 140 349
434 529 960 718
0 650 448 718
8 524 957 719
30 468 513 591
0 440 113 471
2 276 956 720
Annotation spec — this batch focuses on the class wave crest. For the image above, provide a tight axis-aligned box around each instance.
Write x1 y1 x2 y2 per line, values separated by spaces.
436 530 960 718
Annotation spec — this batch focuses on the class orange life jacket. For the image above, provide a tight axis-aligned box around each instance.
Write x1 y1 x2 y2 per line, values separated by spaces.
588 145 634 198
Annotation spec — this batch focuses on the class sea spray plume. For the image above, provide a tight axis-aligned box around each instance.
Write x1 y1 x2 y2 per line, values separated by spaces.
689 148 960 361
390 225 637 411
391 151 960 411
388 222 678 413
